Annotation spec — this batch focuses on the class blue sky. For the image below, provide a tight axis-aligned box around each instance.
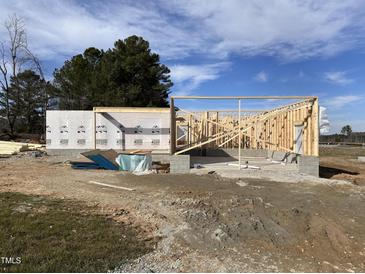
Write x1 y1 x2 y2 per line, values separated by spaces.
0 0 364 133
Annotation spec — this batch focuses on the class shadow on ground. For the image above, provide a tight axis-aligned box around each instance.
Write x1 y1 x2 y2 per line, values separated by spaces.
319 165 359 179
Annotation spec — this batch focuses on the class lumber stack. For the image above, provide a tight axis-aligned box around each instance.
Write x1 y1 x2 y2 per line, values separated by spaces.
0 141 44 155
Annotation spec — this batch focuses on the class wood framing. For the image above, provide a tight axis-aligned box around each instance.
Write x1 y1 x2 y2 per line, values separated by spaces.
170 98 176 154
170 96 319 157
93 107 170 113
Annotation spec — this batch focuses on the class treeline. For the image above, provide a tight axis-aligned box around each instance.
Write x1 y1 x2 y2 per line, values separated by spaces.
0 15 172 137
320 133 365 144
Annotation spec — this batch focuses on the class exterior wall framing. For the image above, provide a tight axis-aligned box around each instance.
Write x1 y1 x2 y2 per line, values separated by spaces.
170 96 319 157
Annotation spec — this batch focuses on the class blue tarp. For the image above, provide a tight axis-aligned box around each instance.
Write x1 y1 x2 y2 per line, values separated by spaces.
81 149 119 170
115 154 152 172
70 161 101 169
76 149 151 172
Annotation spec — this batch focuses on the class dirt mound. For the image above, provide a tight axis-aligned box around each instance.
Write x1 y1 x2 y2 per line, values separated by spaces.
168 189 364 272
174 195 298 250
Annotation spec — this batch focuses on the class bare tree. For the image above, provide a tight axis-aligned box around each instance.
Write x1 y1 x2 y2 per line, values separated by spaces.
0 14 44 136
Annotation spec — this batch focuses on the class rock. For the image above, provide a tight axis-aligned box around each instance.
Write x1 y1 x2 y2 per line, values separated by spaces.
236 180 248 187
357 156 365 162
30 151 44 158
211 228 228 242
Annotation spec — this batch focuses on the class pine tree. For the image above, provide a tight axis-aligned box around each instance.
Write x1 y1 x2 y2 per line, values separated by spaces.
53 36 172 110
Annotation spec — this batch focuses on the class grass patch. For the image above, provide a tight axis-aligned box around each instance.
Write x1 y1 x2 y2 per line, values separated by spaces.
0 192 156 272
320 146 365 158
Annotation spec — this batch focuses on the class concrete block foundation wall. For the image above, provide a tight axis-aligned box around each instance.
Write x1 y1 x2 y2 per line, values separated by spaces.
169 155 191 174
297 155 319 177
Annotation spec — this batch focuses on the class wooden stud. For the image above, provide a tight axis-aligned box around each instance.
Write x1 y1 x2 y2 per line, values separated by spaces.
170 98 176 155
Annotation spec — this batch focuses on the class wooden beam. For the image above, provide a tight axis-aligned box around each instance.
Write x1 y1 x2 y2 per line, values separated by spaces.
93 111 96 149
93 107 170 113
178 109 267 113
313 98 319 156
218 133 240 148
175 129 238 155
170 98 176 155
238 99 242 170
179 108 234 131
172 96 316 100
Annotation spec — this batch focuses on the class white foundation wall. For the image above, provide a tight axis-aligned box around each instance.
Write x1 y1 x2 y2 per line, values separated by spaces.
46 110 170 150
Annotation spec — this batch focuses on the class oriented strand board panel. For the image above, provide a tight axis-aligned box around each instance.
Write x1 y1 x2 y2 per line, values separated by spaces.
46 110 170 150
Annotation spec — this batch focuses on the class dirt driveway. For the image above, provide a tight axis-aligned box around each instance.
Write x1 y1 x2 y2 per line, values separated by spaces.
1 153 365 272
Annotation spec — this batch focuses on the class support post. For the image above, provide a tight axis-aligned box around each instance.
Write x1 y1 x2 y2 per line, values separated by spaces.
238 99 241 170
313 97 319 156
170 97 176 155
93 110 96 149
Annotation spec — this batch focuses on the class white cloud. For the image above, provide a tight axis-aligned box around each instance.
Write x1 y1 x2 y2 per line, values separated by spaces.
324 71 353 85
0 1 204 61
0 0 365 63
324 95 362 108
254 71 268 82
170 62 230 95
164 0 365 61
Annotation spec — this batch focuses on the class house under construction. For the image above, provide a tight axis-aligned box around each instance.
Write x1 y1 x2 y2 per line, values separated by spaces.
46 95 319 176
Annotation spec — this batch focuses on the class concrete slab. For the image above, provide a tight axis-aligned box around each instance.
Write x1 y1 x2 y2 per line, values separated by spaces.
190 157 298 174
190 157 348 185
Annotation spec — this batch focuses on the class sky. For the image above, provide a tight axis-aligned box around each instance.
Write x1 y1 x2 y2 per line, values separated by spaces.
0 0 364 134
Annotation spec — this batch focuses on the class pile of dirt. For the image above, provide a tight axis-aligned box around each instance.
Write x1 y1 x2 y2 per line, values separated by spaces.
119 176 364 272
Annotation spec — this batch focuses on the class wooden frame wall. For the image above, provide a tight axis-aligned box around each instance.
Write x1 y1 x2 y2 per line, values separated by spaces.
170 96 319 157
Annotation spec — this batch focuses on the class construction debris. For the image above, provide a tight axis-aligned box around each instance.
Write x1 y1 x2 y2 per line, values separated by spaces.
116 151 152 172
267 158 288 166
70 161 101 169
81 149 120 170
73 149 158 173
227 162 261 170
152 162 170 173
0 141 44 156
86 180 135 191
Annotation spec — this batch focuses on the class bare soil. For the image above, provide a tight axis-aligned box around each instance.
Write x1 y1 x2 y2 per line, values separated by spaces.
320 146 365 186
0 150 365 272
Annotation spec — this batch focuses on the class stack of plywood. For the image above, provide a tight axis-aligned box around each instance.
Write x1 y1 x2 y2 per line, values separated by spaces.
0 141 44 155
